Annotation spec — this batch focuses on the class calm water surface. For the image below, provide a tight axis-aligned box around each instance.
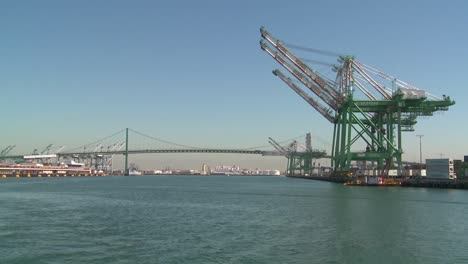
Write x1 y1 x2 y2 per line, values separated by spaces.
1 176 468 263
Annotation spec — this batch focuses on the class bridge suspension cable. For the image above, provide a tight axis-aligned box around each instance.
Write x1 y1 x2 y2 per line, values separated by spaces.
128 129 202 150
64 129 126 153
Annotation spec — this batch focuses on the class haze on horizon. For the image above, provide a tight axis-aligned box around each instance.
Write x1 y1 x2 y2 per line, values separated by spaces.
1 0 467 170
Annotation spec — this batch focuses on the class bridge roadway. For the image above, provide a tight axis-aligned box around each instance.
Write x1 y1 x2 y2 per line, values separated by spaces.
0 148 281 160
60 149 266 156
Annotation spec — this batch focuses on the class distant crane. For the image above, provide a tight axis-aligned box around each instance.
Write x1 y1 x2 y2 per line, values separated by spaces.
260 27 455 176
41 144 53 155
269 133 326 176
268 137 289 156
54 145 66 154
0 145 16 157
32 144 53 155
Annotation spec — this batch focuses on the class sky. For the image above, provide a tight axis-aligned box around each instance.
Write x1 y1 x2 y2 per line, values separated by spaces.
1 0 467 170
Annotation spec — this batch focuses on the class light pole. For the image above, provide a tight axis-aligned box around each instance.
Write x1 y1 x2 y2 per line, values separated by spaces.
416 135 423 175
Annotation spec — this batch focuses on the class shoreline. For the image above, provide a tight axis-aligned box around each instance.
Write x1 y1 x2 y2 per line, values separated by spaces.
287 175 468 190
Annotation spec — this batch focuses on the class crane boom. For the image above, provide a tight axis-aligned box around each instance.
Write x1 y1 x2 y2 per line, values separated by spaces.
93 144 103 152
352 61 392 99
260 27 342 103
261 41 338 110
268 137 288 154
355 60 421 91
273 70 335 123
40 144 53 154
268 141 287 156
117 142 126 151
353 77 377 100
54 145 65 154
0 146 10 156
0 145 15 156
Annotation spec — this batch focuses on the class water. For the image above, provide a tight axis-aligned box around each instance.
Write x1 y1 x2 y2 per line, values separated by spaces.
1 176 468 264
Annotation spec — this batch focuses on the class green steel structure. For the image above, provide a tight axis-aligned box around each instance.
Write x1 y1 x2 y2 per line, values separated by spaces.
260 27 455 176
287 150 327 177
269 134 328 176
125 127 129 176
459 162 468 179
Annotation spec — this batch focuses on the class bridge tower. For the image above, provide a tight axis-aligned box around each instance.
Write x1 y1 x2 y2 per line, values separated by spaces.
124 128 129 176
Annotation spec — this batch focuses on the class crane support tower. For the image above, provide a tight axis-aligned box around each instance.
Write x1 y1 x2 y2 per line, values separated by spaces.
269 135 327 176
260 27 455 177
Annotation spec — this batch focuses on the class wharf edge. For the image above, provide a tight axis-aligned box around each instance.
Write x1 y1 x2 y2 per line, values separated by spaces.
287 175 468 190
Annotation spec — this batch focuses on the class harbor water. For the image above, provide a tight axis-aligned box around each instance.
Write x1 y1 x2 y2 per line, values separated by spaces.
1 175 468 263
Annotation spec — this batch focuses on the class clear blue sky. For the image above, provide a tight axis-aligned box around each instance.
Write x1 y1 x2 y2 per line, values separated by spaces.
1 0 467 169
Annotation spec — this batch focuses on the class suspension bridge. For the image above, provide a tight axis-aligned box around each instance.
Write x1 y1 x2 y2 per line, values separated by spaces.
0 128 329 175
1 28 456 178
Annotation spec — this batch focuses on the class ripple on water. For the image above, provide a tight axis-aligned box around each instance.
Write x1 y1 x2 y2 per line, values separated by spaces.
1 176 468 263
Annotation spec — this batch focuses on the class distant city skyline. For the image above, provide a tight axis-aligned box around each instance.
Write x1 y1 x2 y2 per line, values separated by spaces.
2 0 467 169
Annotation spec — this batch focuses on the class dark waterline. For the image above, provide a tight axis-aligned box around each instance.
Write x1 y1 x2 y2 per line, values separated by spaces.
1 176 468 264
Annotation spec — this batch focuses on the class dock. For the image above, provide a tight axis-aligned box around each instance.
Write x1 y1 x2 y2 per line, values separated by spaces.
288 175 468 190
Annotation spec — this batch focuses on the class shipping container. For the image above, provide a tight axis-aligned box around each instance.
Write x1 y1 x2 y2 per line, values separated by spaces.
426 158 454 179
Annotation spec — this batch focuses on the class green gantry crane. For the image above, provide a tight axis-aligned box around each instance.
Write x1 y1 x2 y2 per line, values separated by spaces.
260 27 455 177
269 134 327 176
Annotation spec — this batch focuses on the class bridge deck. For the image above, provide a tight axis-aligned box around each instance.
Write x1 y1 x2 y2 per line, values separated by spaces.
1 149 331 159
